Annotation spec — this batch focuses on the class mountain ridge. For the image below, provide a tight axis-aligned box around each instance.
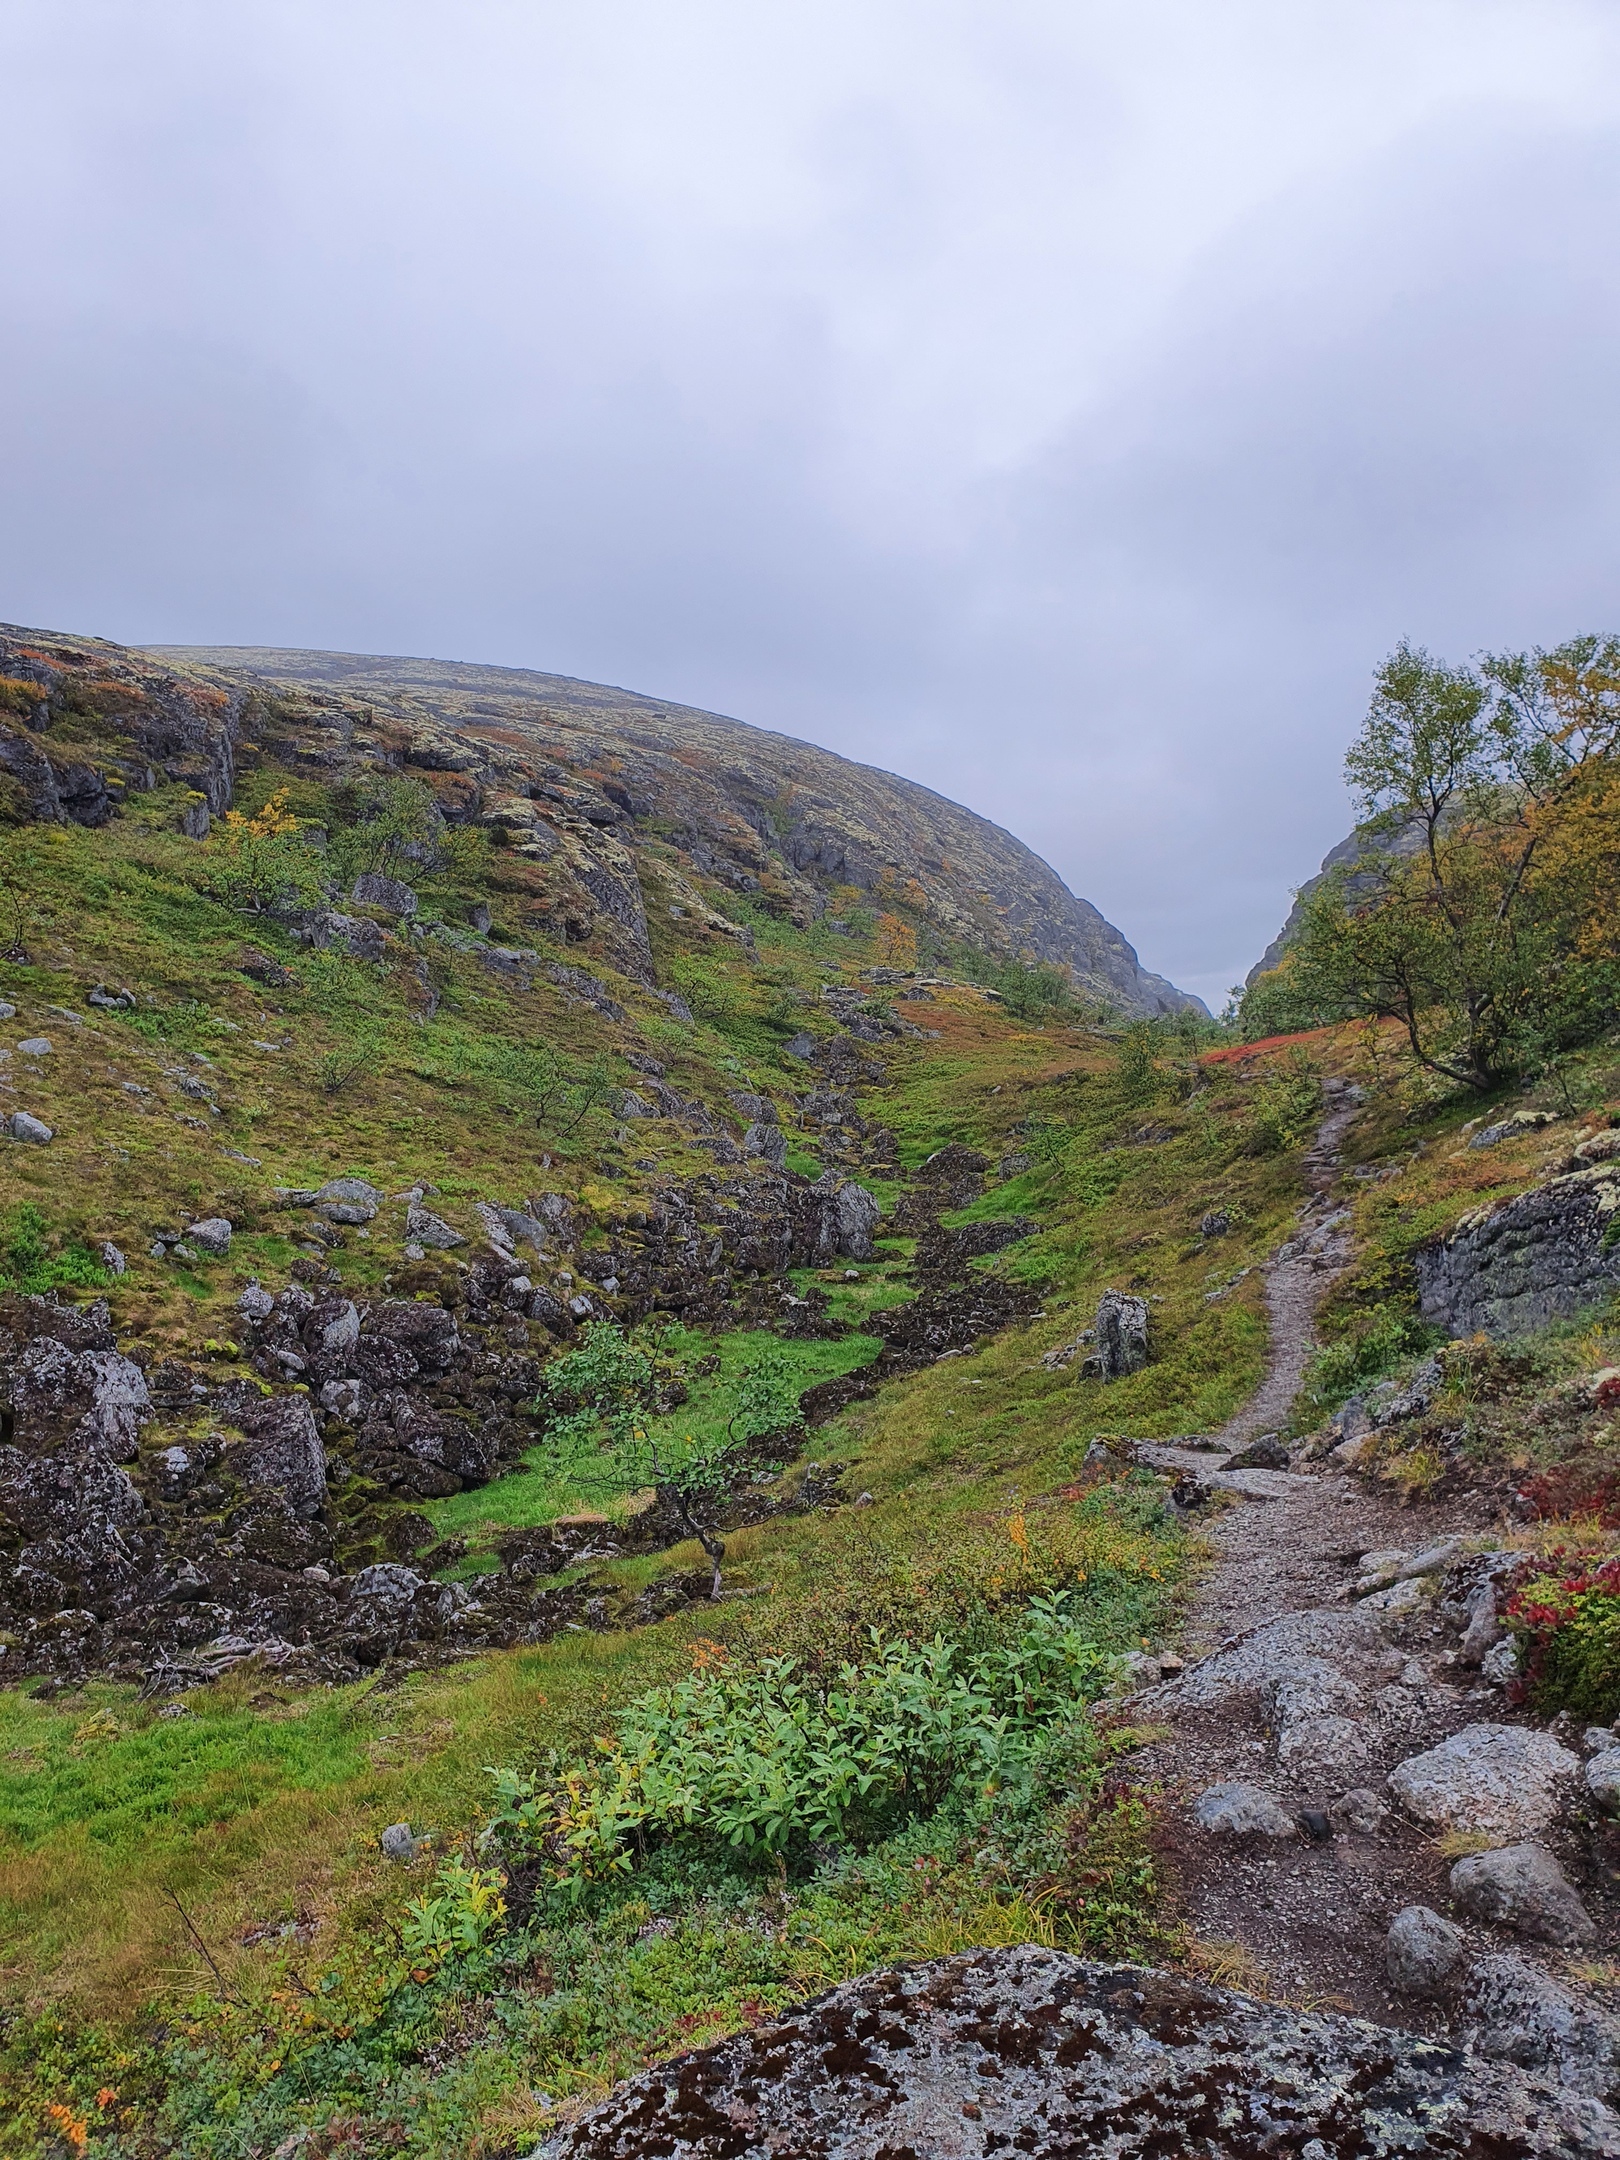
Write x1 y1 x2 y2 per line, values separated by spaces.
147 639 1202 1017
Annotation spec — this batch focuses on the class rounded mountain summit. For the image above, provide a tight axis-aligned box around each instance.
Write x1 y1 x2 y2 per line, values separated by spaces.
5 621 1200 1015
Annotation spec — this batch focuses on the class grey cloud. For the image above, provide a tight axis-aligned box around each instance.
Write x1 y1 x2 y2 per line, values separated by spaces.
4 4 1620 1008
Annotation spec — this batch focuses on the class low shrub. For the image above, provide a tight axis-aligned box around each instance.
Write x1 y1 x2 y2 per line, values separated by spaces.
486 1590 1117 1890
1506 1556 1620 1723
1301 1303 1439 1416
0 1205 111 1296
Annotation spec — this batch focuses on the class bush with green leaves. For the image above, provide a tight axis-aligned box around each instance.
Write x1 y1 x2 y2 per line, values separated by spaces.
1301 1302 1439 1416
398 1857 508 1971
1245 1051 1321 1153
1506 1557 1620 1724
486 1591 1115 1891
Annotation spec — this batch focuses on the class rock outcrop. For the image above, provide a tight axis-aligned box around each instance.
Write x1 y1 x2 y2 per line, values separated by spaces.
536 1946 1619 2158
1415 1166 1620 1337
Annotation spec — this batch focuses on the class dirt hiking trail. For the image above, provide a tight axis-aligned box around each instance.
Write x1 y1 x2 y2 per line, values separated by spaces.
1126 1081 1615 2028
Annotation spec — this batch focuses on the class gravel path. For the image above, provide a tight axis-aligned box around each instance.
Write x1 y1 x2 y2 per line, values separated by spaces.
1120 1083 1602 2027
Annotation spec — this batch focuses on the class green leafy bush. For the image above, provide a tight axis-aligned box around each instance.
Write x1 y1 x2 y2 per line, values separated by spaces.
1245 1051 1321 1153
398 1857 508 1970
486 1592 1115 1890
1301 1303 1439 1415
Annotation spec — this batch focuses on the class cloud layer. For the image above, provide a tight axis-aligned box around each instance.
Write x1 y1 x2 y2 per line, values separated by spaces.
6 0 1620 1003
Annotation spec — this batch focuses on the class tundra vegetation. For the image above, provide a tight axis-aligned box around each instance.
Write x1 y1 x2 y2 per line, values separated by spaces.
0 631 1615 2155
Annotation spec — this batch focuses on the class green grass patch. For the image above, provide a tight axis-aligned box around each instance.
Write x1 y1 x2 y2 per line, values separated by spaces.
424 1326 882 1540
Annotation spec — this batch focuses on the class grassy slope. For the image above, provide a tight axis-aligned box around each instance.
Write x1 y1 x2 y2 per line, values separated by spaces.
0 805 1427 2156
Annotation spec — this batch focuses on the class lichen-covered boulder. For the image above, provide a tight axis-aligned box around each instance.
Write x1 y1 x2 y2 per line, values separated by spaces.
218 1391 327 1518
1082 1288 1150 1379
1415 1166 1620 1336
535 1947 1619 2157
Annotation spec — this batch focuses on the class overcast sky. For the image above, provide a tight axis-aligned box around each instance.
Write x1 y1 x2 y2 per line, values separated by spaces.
6 2 1620 1006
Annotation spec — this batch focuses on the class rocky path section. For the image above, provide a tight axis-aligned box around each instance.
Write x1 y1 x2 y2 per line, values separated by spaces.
1119 1088 1620 2097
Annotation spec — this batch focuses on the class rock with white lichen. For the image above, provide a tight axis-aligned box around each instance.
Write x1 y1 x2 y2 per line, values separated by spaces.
533 1947 1620 2157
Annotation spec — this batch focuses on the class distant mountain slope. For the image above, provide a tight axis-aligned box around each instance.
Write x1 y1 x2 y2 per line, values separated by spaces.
152 643 1201 1017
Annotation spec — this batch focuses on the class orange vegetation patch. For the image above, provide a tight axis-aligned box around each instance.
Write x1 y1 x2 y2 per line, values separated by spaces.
1201 1025 1343 1065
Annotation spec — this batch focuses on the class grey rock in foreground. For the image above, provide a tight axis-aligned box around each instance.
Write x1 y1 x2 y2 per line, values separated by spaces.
1465 1953 1620 2099
1385 1905 1466 1994
1192 1781 1297 1837
1387 1722 1579 1839
1450 1842 1597 1946
533 1947 1620 2158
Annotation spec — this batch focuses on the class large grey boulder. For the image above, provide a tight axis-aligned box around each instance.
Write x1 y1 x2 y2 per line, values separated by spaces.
350 872 417 917
1385 1905 1466 1994
1387 1723 1579 1839
743 1119 787 1166
1082 1288 1150 1380
317 1176 381 1224
1450 1843 1598 1946
287 907 387 961
1416 1166 1620 1337
535 1946 1620 2158
185 1217 232 1256
808 1173 881 1261
221 1393 327 1518
1466 1953 1620 2098
10 1339 151 1462
7 1110 52 1143
1191 1782 1296 1837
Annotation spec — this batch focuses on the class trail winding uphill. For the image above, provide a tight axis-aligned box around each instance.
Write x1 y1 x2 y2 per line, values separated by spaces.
531 1093 1620 2159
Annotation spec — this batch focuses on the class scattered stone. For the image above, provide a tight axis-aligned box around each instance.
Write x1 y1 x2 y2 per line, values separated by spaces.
1450 1843 1597 1946
1585 1727 1617 1756
17 1037 51 1056
0 1000 14 1019
351 872 418 917
1224 1434 1290 1470
1388 1723 1579 1839
1332 1786 1389 1833
239 1282 275 1324
405 1202 465 1250
380 1822 421 1862
237 946 295 987
1570 1751 1617 1826
535 1945 1619 2159
185 1218 232 1257
1192 1781 1297 1837
1199 1208 1232 1237
1466 1952 1620 2098
1469 1108 1557 1149
99 1243 126 1276
1385 1905 1466 1994
8 1111 53 1144
1480 1636 1520 1685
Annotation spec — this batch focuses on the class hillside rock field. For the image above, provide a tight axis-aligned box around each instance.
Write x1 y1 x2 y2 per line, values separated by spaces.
0 621 1616 2159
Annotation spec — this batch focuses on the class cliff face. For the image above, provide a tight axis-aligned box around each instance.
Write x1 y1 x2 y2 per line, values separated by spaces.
1246 818 1428 990
132 641 1200 1016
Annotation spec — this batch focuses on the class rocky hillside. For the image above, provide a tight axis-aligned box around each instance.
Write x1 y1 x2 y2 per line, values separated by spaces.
138 638 1200 1016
